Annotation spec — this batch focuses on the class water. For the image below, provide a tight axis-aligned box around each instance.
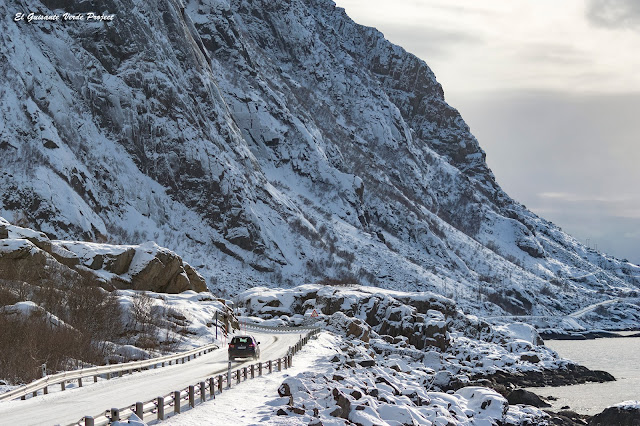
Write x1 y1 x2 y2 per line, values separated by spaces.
526 336 640 414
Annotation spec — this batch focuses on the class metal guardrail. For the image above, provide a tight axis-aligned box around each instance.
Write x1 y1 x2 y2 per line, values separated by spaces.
77 328 321 426
0 343 220 402
241 321 320 333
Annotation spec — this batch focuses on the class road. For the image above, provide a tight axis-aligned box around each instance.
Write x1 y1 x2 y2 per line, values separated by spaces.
568 298 621 318
0 330 303 425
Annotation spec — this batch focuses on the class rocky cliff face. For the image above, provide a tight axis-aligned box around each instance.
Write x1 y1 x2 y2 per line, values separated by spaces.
1 0 638 320
0 217 207 293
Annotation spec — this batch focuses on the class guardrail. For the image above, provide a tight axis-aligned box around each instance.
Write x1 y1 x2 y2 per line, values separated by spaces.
77 328 321 426
241 321 320 333
0 343 220 402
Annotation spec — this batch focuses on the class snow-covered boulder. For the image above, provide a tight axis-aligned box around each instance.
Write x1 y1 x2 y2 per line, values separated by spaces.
590 401 640 426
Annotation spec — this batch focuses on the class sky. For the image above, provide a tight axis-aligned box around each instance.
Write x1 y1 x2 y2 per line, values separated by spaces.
334 0 640 265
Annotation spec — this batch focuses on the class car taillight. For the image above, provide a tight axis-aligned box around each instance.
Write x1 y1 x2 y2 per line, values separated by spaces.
229 344 235 348
249 343 255 347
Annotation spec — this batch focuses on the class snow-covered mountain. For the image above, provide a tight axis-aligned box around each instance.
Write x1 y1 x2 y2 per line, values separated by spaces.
1 0 638 323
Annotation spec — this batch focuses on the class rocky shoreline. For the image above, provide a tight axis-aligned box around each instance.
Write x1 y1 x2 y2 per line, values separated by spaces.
463 366 638 426
541 330 640 340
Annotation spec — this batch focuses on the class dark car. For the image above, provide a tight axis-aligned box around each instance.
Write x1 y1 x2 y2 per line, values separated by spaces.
228 335 261 361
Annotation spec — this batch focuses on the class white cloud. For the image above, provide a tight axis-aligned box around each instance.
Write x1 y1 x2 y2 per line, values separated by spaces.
335 0 640 93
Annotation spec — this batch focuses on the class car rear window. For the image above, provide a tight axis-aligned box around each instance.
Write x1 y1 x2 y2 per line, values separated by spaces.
232 337 251 344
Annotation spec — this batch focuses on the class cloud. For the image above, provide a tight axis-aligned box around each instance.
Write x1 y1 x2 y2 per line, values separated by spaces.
586 0 640 29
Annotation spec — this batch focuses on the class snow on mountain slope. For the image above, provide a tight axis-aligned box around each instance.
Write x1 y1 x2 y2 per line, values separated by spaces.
1 0 638 324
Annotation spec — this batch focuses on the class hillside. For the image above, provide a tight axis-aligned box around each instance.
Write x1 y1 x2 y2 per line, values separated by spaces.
1 0 639 325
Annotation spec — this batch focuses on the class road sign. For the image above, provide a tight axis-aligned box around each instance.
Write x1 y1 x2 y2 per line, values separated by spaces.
311 309 318 317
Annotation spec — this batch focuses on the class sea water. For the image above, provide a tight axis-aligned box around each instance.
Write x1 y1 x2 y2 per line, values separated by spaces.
526 335 640 414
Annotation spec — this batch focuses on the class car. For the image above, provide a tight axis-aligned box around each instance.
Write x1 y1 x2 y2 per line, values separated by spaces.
228 335 261 361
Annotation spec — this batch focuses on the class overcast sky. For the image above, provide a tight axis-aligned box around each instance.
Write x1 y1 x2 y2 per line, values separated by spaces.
334 0 640 265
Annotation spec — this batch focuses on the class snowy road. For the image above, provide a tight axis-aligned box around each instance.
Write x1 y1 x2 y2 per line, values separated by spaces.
0 331 304 426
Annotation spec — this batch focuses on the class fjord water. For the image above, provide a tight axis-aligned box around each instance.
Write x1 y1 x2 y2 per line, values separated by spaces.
527 335 640 414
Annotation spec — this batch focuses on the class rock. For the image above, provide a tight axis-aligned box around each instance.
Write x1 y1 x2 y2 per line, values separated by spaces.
287 406 305 415
346 318 370 343
276 408 288 416
104 248 136 275
507 389 551 408
589 405 640 426
278 382 291 397
0 240 83 287
184 263 208 292
128 247 207 293
357 359 375 367
350 389 362 400
50 245 80 268
367 388 379 397
7 225 52 253
0 239 36 260
331 388 351 419
375 376 400 395
520 353 541 363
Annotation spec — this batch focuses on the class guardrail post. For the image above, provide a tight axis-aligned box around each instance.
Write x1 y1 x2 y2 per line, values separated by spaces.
189 385 195 408
289 352 292 367
259 362 262 376
84 416 94 426
218 375 223 393
200 381 206 402
209 377 215 399
174 391 181 414
227 362 232 389
135 402 144 419
243 367 247 381
43 386 48 395
236 369 240 384
61 381 65 391
268 360 272 374
278 358 282 371
157 397 165 420
94 375 98 383
111 408 120 422
78 377 83 388
251 364 255 379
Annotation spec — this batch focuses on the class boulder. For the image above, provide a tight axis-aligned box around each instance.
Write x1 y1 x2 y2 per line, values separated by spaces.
278 382 291 397
589 404 640 426
330 388 351 419
104 248 136 275
347 318 370 343
506 389 550 408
